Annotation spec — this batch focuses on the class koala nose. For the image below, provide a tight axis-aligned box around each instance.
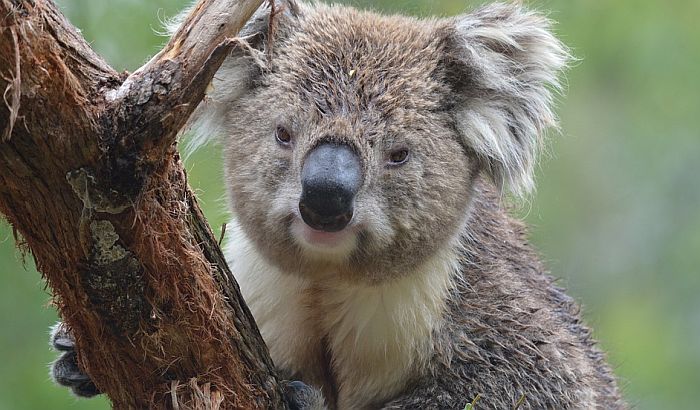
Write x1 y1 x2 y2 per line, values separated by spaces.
299 142 362 232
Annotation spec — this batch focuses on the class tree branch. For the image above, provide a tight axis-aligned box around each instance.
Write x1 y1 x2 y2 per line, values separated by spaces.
108 0 267 169
0 0 286 408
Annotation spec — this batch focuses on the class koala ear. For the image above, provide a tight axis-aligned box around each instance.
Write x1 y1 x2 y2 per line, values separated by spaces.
442 3 570 197
174 0 301 152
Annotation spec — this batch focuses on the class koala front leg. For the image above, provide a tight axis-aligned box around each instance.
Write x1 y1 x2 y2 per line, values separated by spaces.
49 322 101 398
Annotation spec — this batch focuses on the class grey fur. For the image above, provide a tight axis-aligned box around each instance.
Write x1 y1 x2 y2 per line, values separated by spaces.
284 380 328 410
381 183 624 409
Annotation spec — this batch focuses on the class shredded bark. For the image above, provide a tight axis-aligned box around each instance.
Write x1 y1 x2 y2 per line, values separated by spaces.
1 27 20 141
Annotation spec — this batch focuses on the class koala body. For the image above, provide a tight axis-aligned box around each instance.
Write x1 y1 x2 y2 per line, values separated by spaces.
206 2 625 408
52 1 625 409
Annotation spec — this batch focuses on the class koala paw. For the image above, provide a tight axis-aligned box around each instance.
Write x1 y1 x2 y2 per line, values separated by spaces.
50 322 101 398
284 380 327 410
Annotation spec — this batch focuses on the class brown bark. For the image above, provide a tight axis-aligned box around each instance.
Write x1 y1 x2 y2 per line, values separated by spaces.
0 0 288 408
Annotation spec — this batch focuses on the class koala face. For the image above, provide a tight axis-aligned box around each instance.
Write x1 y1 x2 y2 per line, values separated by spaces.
199 2 568 283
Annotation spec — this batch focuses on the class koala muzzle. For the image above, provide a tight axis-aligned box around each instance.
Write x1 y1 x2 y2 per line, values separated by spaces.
299 142 362 232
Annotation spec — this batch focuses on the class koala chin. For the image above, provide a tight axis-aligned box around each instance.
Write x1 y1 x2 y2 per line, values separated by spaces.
51 1 626 409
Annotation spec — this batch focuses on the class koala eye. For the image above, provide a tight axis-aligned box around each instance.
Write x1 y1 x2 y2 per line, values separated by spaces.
275 126 293 147
388 148 410 166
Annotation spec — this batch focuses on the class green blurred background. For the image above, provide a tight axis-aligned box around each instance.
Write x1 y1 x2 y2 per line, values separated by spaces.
1 0 698 408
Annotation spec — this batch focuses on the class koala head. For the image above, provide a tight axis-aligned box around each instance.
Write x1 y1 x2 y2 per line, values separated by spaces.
191 1 569 283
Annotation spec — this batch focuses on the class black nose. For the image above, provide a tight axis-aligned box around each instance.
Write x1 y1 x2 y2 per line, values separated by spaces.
299 142 362 232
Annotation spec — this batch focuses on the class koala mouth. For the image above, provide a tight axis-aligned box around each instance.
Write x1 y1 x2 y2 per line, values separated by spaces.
290 217 358 255
302 225 353 247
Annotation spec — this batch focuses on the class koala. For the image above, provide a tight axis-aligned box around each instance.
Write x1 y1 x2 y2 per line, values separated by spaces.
52 1 626 409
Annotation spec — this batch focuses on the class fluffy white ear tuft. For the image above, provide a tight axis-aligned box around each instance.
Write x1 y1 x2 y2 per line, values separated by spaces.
182 47 267 154
444 3 571 197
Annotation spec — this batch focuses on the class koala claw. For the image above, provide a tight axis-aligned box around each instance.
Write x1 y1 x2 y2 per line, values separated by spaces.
50 322 101 398
284 380 327 410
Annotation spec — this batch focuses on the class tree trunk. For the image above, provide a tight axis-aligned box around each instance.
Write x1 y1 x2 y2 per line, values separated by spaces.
0 0 288 408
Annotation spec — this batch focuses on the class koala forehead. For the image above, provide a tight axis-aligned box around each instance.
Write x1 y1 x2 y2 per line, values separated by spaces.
269 5 449 128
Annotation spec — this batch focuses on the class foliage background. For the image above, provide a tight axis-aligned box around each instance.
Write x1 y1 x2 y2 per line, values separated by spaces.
1 0 698 409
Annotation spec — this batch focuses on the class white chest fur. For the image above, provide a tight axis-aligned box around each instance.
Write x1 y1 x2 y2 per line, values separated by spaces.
225 219 459 409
